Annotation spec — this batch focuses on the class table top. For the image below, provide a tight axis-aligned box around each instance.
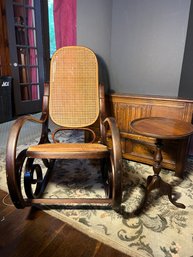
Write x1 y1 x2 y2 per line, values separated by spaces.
130 117 193 139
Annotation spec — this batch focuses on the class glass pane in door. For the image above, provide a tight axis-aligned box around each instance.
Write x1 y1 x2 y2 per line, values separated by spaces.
13 0 40 101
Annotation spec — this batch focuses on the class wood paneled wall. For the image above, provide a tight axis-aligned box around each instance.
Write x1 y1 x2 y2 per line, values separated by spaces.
108 93 193 177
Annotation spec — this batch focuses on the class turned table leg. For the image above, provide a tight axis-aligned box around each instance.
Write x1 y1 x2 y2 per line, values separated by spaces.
135 139 185 214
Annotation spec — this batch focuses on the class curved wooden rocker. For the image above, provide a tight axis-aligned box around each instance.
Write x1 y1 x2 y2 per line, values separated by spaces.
6 46 123 212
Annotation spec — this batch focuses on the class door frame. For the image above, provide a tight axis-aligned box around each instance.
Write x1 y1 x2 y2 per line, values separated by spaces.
5 0 49 115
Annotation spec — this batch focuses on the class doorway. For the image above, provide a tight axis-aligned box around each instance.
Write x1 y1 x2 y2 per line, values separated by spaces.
5 0 49 115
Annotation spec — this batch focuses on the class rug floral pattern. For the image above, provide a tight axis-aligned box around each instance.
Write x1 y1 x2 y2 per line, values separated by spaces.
1 137 193 257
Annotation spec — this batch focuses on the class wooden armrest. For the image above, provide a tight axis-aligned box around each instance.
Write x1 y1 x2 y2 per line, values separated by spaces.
6 114 48 161
103 117 122 165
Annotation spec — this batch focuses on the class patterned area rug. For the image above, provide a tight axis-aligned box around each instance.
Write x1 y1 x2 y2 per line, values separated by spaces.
1 136 193 257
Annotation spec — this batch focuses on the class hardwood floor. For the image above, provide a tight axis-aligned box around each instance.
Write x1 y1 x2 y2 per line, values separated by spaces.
0 190 129 257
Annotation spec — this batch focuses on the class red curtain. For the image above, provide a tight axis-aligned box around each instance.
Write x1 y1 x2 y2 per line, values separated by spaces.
53 0 77 48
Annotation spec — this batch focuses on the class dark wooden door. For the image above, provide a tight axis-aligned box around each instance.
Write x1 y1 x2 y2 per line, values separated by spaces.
5 0 46 115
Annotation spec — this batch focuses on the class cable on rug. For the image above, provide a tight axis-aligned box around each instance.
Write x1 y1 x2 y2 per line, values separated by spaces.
2 193 14 207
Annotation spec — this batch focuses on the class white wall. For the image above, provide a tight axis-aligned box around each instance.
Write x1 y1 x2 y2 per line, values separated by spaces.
110 0 191 96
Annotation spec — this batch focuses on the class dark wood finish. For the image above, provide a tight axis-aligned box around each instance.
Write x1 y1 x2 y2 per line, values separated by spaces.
26 142 109 159
109 93 193 176
130 117 193 213
0 190 129 257
0 0 50 115
130 117 193 139
0 0 11 76
6 47 123 213
4 0 49 115
6 86 122 211
29 198 111 205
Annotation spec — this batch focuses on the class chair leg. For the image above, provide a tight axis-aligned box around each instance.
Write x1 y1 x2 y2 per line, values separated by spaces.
101 156 122 211
101 158 113 198
103 117 123 212
110 155 122 211
6 149 27 208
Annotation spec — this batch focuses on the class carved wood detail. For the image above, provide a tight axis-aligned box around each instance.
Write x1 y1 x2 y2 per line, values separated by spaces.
108 93 193 176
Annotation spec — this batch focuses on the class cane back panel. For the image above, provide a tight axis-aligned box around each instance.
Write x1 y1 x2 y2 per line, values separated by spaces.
49 46 99 128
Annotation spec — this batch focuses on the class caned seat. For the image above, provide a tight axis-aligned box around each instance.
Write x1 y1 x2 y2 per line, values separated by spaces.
27 143 109 159
6 46 123 212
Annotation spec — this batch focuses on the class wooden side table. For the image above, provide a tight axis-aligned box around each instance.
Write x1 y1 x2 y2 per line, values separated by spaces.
130 117 193 213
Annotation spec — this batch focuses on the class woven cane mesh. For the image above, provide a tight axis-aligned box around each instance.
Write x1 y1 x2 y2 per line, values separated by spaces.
49 46 99 127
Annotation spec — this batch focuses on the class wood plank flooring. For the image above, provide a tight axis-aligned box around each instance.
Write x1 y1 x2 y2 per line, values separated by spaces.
0 190 130 257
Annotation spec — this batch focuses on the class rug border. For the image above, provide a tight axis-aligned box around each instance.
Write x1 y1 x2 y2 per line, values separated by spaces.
42 207 145 257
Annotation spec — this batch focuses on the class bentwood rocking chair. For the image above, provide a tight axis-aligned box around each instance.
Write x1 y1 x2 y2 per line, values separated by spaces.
6 46 122 211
